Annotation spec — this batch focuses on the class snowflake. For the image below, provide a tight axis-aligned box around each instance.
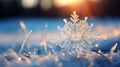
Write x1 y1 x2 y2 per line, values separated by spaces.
56 11 100 53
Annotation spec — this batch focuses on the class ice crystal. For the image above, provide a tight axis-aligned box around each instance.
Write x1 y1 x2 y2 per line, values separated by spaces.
40 23 48 53
19 21 32 53
110 43 118 53
57 11 100 53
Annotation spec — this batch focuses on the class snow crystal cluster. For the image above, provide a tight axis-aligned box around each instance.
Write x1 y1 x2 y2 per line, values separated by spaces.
0 11 119 67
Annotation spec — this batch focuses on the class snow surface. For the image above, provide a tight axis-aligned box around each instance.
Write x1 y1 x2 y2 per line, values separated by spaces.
0 17 120 67
0 48 120 67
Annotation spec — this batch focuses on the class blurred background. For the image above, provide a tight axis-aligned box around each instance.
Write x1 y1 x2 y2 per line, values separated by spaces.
0 0 120 53
0 0 120 18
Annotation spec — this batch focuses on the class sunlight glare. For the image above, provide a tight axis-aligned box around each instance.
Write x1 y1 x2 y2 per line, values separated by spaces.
54 0 84 7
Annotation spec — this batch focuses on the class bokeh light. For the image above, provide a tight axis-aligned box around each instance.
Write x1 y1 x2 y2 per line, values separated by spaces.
102 34 108 40
113 30 120 37
53 0 100 8
53 0 82 7
40 0 52 10
21 0 39 8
